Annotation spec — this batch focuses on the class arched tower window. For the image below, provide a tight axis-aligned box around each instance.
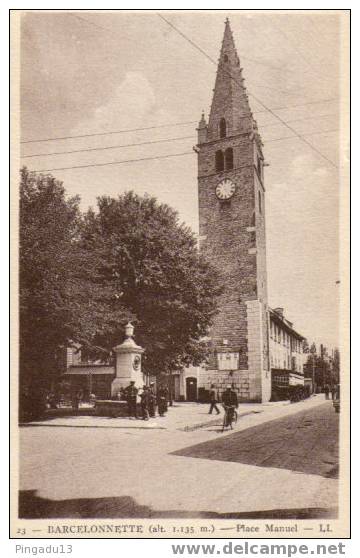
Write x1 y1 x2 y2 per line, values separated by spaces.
224 54 229 63
225 147 234 170
215 150 224 172
219 118 227 138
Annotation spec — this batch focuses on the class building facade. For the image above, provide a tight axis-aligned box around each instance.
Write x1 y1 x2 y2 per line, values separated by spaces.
269 308 305 397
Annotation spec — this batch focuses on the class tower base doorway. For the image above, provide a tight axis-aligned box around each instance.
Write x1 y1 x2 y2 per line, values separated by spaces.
186 377 198 401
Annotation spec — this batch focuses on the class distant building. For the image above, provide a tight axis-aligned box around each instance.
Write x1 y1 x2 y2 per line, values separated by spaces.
269 308 305 397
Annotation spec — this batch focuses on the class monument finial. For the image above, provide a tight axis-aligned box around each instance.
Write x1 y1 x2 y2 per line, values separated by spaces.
125 322 134 338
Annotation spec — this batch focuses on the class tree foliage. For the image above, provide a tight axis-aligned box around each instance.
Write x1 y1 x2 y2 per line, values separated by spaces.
80 192 223 375
19 168 130 392
303 339 340 388
20 168 83 390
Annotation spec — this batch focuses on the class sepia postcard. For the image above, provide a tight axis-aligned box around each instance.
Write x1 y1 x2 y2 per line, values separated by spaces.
10 9 350 540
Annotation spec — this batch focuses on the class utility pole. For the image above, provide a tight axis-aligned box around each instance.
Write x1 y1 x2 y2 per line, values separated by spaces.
312 354 316 394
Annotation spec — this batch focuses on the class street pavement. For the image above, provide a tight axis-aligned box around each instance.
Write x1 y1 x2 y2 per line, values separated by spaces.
173 404 339 478
19 396 338 519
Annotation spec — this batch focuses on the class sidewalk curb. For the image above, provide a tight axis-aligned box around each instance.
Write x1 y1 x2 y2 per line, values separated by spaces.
19 423 167 430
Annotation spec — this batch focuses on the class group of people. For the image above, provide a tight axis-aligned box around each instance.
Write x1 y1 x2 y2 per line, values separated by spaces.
324 384 339 400
123 380 169 420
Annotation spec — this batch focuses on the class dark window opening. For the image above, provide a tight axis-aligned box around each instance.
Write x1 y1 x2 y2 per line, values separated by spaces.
250 231 256 247
219 118 227 138
225 148 234 170
250 211 256 227
257 157 262 178
224 54 229 63
215 150 224 172
258 190 262 214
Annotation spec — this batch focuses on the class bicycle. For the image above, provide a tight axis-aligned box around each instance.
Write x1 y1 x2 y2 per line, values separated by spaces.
222 405 238 432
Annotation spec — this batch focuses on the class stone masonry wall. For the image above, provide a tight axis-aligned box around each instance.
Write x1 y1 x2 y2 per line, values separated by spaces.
198 138 267 369
199 367 252 401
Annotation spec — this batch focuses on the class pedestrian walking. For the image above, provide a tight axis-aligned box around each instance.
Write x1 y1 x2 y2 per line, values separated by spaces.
157 385 168 417
47 391 58 409
124 380 138 419
208 384 220 415
331 384 337 400
324 384 330 400
71 389 81 411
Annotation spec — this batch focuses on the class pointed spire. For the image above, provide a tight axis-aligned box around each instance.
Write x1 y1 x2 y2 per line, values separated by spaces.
206 18 254 142
222 17 235 55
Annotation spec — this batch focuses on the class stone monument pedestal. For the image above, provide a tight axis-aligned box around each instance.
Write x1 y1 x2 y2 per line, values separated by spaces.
111 323 145 397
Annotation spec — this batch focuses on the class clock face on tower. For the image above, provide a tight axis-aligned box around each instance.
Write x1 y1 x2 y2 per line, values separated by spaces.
215 179 236 200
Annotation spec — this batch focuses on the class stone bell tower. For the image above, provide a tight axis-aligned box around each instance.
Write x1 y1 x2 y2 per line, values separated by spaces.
197 19 270 402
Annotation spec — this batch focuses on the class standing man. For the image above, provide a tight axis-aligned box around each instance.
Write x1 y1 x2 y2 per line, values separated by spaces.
71 389 81 411
324 384 330 400
208 384 220 415
125 380 138 419
148 382 157 418
331 384 337 400
157 384 168 417
140 385 150 421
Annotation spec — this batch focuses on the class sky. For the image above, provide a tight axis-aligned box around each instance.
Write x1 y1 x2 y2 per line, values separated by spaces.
19 10 346 350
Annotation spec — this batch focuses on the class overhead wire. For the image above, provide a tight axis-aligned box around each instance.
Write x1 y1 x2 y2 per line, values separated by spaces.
23 14 340 172
30 151 194 173
21 98 340 147
27 128 339 173
20 120 197 144
156 13 338 169
21 134 194 159
265 128 339 144
21 113 339 159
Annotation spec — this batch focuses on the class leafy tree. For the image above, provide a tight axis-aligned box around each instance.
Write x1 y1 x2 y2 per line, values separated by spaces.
80 192 223 376
20 167 81 394
19 168 130 401
304 341 337 390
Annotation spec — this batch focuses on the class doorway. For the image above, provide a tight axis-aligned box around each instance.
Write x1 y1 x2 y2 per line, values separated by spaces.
186 377 198 401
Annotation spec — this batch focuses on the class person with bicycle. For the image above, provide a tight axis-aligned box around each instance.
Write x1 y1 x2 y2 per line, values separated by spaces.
221 385 238 428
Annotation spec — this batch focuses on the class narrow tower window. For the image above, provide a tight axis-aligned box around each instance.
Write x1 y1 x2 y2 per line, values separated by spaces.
258 190 262 214
257 157 262 179
219 118 227 138
250 211 256 227
224 54 229 63
225 147 234 170
215 150 224 172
